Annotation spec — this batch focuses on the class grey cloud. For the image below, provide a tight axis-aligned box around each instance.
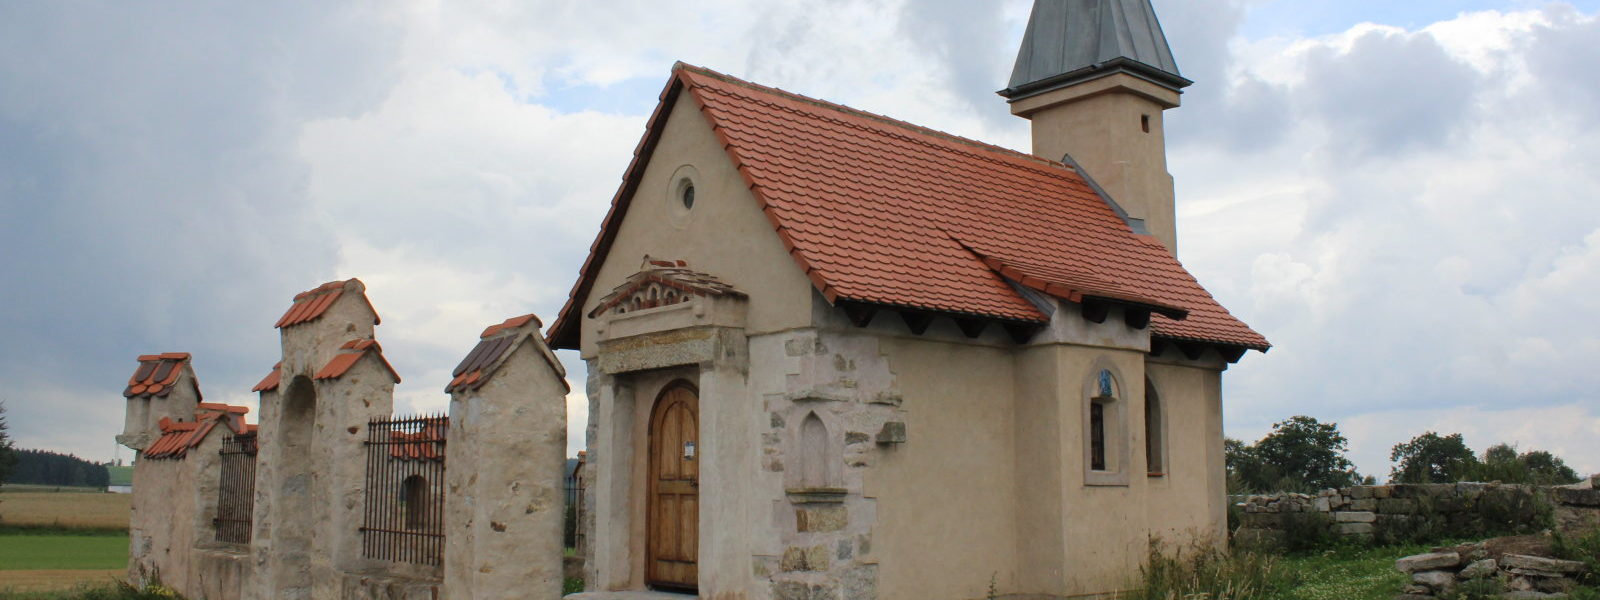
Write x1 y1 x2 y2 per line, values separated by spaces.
1297 29 1482 157
0 2 403 457
897 0 1016 125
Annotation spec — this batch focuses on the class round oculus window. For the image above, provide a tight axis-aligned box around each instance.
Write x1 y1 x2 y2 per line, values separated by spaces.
681 183 695 209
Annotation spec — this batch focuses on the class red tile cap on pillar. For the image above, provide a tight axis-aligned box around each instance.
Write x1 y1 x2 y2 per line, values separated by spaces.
314 338 401 383
252 363 282 393
274 278 381 329
143 402 252 460
446 313 565 394
123 353 200 400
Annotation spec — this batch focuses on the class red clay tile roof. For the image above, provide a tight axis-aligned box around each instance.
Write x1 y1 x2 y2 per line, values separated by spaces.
314 339 402 383
144 404 252 460
587 258 744 318
252 363 281 393
387 417 447 461
124 353 201 400
447 314 568 394
274 279 381 329
548 64 1267 352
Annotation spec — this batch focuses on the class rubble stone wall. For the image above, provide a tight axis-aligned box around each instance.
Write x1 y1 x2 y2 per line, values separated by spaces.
1235 483 1600 547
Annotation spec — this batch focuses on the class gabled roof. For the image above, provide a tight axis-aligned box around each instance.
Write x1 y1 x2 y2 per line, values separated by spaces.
548 63 1267 352
446 314 567 394
143 404 251 460
274 279 381 329
314 339 401 383
124 353 201 400
1002 0 1190 101
587 258 744 318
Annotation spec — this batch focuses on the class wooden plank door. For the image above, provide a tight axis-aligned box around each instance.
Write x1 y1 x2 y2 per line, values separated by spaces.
648 383 699 590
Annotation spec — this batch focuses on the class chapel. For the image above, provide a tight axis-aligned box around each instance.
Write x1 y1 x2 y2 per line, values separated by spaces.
555 1 1269 599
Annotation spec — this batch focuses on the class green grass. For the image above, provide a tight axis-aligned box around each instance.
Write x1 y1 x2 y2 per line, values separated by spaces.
0 534 128 571
1277 542 1459 600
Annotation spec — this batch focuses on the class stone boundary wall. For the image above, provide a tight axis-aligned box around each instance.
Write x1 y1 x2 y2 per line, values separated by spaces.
1234 483 1600 546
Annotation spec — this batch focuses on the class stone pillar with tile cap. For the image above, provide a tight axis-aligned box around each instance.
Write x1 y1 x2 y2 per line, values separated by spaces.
246 279 399 600
118 353 203 451
443 314 570 600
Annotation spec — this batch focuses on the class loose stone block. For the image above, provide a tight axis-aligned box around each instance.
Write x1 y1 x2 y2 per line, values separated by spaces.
1459 559 1498 579
1502 555 1586 574
1396 552 1460 573
1351 486 1374 500
1313 497 1330 512
1411 570 1456 592
1351 498 1377 511
1335 511 1377 523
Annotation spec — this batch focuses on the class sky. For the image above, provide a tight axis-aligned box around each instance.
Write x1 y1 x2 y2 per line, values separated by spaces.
1 0 1597 482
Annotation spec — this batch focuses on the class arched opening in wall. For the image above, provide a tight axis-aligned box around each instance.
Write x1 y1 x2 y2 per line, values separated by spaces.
1145 378 1165 476
277 375 317 585
799 412 835 489
401 475 428 531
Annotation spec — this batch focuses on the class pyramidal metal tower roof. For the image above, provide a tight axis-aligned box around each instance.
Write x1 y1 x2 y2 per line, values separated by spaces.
999 0 1191 101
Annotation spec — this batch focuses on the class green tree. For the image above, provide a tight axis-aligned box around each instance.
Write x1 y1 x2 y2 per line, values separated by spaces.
1229 416 1360 493
1475 443 1581 485
1390 432 1478 483
0 400 14 484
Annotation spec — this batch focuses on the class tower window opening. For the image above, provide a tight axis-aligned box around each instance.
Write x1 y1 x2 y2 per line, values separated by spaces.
1141 114 1151 133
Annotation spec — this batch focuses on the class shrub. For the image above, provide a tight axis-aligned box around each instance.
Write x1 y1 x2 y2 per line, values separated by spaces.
1281 512 1339 554
562 577 584 595
1125 540 1295 600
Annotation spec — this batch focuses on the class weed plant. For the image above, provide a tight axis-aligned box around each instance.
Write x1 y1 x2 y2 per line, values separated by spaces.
1123 540 1295 600
0 581 185 600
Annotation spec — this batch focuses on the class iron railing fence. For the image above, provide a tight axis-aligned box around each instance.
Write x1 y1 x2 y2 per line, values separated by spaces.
214 432 258 544
361 414 447 565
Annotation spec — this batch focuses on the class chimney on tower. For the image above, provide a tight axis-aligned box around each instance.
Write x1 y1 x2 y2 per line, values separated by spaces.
999 0 1190 254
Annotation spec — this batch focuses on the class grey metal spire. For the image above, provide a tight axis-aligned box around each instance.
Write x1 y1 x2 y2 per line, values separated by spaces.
999 0 1191 100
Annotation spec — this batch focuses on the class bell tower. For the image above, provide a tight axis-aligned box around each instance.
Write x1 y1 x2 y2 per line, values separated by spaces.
999 0 1190 254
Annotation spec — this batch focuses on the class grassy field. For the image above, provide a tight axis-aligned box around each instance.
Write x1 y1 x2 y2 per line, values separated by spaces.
0 492 130 531
0 488 130 596
0 534 128 570
1278 543 1429 600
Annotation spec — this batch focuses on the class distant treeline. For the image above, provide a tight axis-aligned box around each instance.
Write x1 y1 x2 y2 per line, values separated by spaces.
5 449 110 488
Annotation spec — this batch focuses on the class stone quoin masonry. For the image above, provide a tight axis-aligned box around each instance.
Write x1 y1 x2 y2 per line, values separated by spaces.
115 2 1269 599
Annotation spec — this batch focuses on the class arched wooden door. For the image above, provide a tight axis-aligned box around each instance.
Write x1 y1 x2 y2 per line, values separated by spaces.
648 383 699 590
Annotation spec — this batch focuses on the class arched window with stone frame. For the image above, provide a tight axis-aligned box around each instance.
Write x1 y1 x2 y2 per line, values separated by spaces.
1084 365 1131 486
1144 377 1166 477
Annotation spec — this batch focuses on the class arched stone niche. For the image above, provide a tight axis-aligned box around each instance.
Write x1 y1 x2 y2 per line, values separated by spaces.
785 408 845 504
